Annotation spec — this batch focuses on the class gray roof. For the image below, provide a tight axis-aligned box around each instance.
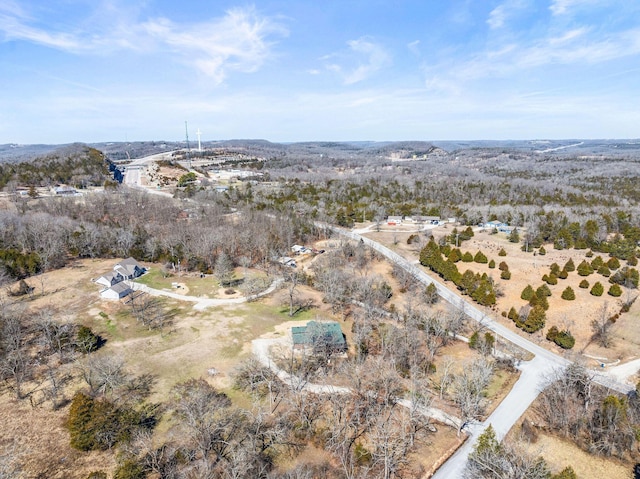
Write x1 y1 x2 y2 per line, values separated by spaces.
115 257 144 277
110 282 132 294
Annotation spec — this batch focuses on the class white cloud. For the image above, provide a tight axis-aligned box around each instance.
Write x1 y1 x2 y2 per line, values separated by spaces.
435 24 640 86
0 5 287 83
487 4 509 29
0 9 82 50
549 0 601 16
487 0 530 30
323 37 391 85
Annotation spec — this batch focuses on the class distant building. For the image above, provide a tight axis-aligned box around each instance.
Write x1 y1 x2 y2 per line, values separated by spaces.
387 215 403 225
291 245 312 255
483 220 513 233
278 257 297 268
53 186 77 195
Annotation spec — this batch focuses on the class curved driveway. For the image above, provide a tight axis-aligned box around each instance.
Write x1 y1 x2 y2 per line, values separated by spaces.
251 337 461 428
128 278 283 311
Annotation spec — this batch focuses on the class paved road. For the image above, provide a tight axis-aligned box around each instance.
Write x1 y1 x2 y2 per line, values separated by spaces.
323 225 634 478
122 151 178 198
608 357 640 384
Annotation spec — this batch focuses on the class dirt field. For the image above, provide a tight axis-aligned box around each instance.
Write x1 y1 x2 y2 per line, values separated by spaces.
362 225 640 371
0 393 115 478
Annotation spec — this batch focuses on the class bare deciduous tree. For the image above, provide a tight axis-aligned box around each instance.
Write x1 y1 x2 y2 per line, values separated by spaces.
591 302 614 348
453 357 494 434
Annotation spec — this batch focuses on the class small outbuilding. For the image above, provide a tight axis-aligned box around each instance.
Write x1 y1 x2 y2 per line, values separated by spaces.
100 281 133 300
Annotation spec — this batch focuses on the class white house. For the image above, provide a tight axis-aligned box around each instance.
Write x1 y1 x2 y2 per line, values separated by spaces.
100 281 133 300
483 220 513 233
387 216 403 225
278 257 297 268
95 271 124 288
114 258 146 280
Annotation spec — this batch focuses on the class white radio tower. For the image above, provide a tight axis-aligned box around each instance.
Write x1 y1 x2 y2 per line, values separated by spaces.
196 128 202 152
184 121 191 169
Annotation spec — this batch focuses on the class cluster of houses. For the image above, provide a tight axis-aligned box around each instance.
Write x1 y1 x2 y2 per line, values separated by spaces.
95 258 146 300
386 216 456 226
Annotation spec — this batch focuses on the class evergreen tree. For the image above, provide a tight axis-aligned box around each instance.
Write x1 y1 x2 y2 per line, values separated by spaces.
538 246 546 255
564 258 575 272
590 281 604 296
591 256 604 269
521 305 546 333
579 279 589 289
552 466 577 479
536 284 552 297
608 284 623 297
488 259 496 269
521 285 534 301
474 251 488 264
577 260 594 276
561 286 575 300
214 252 235 286
498 248 507 257
607 257 621 270
448 248 462 262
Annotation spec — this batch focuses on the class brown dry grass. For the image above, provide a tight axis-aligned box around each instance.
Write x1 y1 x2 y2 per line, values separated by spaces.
520 431 633 479
0 393 115 478
364 227 640 367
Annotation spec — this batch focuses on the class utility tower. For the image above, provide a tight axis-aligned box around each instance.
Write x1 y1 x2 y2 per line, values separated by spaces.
184 121 191 169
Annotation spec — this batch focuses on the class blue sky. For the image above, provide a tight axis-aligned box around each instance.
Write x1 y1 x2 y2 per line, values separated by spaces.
1 0 639 143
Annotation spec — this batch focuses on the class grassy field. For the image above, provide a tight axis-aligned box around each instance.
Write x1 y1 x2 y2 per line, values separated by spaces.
135 267 269 298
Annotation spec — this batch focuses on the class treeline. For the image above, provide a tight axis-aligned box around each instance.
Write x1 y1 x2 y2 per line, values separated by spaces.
252 175 640 253
0 189 322 283
0 145 112 190
419 239 498 307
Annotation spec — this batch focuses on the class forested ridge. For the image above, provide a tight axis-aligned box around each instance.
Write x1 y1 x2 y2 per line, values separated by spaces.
0 144 112 190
